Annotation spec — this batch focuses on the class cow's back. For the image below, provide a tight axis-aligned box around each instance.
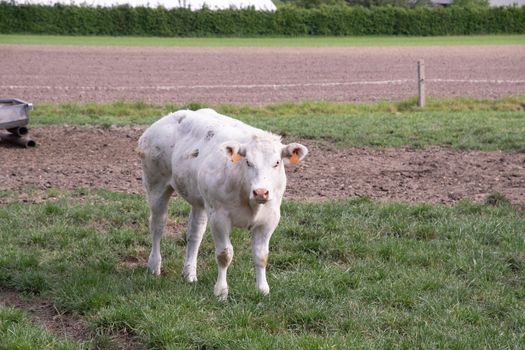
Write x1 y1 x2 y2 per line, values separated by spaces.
177 108 265 146
139 109 270 205
139 108 258 160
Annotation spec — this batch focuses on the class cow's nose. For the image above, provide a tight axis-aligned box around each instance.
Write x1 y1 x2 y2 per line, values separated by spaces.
253 188 270 203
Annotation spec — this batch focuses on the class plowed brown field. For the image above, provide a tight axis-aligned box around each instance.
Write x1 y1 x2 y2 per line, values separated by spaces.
1 44 524 204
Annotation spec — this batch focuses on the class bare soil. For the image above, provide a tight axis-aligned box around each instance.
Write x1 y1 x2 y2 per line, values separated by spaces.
0 286 142 349
1 45 524 104
1 44 524 204
0 287 89 343
1 125 524 204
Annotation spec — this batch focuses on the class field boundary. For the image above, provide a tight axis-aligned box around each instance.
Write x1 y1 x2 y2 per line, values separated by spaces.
1 4 524 37
2 79 525 93
2 34 525 48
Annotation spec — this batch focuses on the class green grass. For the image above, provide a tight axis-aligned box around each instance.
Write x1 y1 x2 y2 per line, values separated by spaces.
1 190 524 348
1 34 524 47
0 307 77 350
31 97 525 151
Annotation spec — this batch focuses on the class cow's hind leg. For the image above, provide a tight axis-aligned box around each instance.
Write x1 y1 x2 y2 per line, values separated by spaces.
183 206 208 283
146 185 173 275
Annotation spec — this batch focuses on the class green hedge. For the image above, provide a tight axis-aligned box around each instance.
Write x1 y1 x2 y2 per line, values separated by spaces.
0 3 524 36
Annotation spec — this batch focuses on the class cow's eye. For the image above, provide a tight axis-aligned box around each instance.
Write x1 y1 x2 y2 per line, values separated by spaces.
246 160 253 167
273 161 280 168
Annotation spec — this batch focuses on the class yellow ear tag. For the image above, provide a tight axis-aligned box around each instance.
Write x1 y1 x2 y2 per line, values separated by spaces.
290 152 300 165
231 153 242 163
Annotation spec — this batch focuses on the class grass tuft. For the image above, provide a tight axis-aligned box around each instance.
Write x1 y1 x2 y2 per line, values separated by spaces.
484 192 512 207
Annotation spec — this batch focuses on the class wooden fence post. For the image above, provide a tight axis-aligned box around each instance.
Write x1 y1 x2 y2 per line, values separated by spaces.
418 60 425 107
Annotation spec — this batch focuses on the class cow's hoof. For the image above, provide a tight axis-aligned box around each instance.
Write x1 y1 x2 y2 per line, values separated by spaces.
148 265 161 276
148 268 161 276
147 256 161 276
183 266 198 283
257 283 270 296
185 274 198 283
214 284 229 302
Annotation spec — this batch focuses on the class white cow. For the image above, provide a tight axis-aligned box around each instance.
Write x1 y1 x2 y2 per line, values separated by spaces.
138 108 308 300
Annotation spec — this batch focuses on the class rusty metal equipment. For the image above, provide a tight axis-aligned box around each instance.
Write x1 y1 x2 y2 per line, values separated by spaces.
0 98 36 148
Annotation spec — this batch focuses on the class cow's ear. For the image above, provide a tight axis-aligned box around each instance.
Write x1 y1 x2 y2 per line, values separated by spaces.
223 141 246 163
282 143 308 165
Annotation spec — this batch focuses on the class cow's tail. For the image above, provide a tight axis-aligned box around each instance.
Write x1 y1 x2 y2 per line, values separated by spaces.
136 135 147 159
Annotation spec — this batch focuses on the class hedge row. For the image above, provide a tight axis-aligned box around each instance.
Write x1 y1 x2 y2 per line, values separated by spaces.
0 3 524 36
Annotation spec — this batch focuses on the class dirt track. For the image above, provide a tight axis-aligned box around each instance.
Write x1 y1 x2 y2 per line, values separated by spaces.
1 126 524 204
1 45 524 104
1 44 524 204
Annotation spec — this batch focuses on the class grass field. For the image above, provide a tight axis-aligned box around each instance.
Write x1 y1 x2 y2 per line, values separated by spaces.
2 96 524 348
1 190 524 349
1 34 524 47
32 97 525 151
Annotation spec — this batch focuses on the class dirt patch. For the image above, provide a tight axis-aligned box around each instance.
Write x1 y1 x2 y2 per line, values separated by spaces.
300 142 525 204
1 125 524 204
0 126 144 193
119 254 148 270
0 287 143 349
0 288 89 343
1 45 524 104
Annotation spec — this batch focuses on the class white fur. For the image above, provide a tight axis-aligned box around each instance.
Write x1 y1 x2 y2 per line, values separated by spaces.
138 108 307 300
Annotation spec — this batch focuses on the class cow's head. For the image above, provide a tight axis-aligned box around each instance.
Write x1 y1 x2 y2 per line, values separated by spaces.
223 136 308 205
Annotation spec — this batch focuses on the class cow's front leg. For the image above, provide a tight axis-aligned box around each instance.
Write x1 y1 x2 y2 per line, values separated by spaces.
210 211 233 301
251 225 276 295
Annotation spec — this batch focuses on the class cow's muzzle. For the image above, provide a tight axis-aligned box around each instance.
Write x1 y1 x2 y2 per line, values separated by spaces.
253 188 270 204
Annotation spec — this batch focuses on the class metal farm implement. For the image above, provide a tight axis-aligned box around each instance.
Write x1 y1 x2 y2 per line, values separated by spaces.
0 98 36 148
